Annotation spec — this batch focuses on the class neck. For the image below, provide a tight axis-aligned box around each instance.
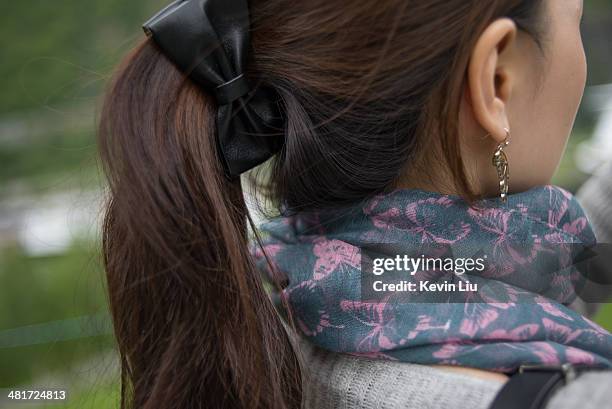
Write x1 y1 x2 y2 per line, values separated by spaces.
396 161 464 197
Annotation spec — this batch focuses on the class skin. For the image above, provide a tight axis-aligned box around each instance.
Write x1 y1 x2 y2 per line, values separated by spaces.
404 0 586 382
400 0 587 199
462 0 587 197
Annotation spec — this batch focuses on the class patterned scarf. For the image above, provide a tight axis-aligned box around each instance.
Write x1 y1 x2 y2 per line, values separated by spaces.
251 185 612 372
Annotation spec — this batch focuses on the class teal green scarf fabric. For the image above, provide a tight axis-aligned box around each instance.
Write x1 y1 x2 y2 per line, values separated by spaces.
251 185 612 372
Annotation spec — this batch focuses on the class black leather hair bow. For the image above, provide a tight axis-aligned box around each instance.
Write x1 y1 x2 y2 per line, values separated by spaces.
143 0 284 177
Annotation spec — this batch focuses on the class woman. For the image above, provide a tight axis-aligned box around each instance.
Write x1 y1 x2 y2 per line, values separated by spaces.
97 0 612 408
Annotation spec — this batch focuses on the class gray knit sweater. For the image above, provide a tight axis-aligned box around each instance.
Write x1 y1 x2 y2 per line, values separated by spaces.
300 340 502 409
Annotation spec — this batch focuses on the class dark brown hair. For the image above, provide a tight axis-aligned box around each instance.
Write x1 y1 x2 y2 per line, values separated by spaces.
98 0 546 408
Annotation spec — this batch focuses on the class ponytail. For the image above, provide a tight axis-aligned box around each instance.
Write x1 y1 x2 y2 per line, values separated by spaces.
98 40 301 409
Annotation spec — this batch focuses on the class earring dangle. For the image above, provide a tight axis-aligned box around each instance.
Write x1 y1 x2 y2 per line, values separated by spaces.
492 127 510 203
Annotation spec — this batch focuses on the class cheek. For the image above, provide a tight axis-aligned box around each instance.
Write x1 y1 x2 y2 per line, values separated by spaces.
536 33 586 170
508 29 587 190
544 44 585 137
556 29 587 133
566 40 588 121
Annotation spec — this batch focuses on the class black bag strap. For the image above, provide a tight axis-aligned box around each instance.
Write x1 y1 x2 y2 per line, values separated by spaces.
488 364 580 409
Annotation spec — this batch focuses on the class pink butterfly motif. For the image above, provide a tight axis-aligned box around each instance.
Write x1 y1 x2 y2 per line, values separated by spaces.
432 343 462 359
283 280 345 337
363 194 402 230
564 346 596 365
459 304 502 337
431 342 483 363
534 298 575 321
541 318 584 344
370 207 402 230
312 238 361 281
404 198 471 244
530 342 561 365
340 297 398 352
561 217 588 237
467 207 539 277
484 324 540 341
403 314 451 342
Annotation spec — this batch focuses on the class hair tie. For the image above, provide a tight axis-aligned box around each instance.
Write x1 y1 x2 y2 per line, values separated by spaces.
143 0 285 177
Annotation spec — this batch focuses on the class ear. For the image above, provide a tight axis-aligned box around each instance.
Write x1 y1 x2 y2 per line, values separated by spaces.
467 17 517 143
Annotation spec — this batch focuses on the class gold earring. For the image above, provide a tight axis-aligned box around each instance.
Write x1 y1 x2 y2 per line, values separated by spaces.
492 127 510 202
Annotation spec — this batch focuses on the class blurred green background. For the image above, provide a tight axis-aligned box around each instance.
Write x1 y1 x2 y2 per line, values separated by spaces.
0 1 611 407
